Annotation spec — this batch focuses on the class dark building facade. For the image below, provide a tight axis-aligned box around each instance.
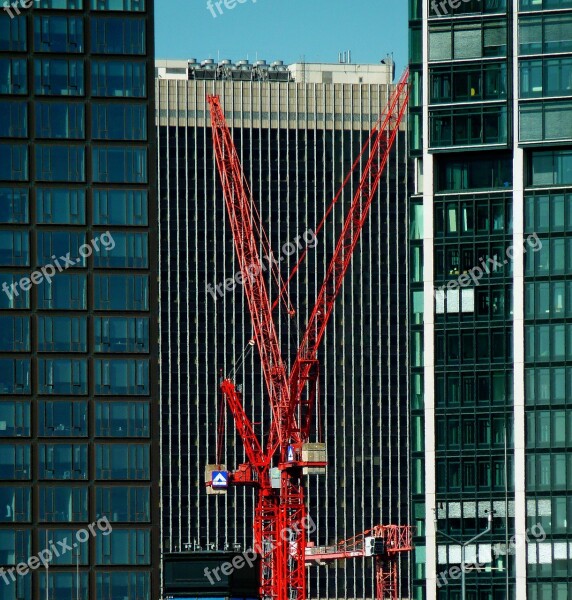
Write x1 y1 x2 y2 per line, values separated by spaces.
409 1 572 599
157 61 412 599
0 1 159 598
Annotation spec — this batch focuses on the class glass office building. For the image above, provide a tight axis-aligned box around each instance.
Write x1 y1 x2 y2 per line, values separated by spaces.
0 1 158 598
156 60 412 599
409 0 572 599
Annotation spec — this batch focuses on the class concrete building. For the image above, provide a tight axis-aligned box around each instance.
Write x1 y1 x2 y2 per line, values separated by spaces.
156 58 411 598
0 2 159 599
409 0 572 599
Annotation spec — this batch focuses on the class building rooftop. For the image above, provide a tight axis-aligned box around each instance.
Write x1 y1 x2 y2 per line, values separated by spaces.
155 57 395 85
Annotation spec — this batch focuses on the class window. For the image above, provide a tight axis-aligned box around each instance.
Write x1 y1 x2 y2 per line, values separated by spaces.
33 15 84 53
38 0 84 7
430 63 507 104
0 402 30 437
525 323 572 362
0 316 30 352
0 102 27 137
95 487 150 522
94 274 149 310
430 0 507 16
527 410 571 448
430 106 508 147
525 238 572 275
0 15 27 51
35 145 85 181
0 188 28 223
39 573 88 600
0 445 30 480
91 17 145 54
525 280 572 320
91 0 145 11
521 0 572 8
520 14 572 55
94 232 148 268
92 103 146 140
95 444 150 480
525 192 572 234
527 454 572 491
435 194 512 238
0 274 30 309
37 359 88 395
36 188 86 224
95 402 149 437
35 102 85 139
436 153 512 191
94 359 149 395
0 58 26 94
93 190 147 225
36 231 86 267
0 143 28 181
0 359 30 395
37 529 87 565
38 444 88 480
0 530 30 564
0 487 30 522
91 60 145 97
520 57 572 99
39 486 88 522
0 231 29 266
429 20 507 61
94 317 149 353
37 316 87 352
34 58 84 96
92 146 147 183
529 149 572 186
37 274 87 310
520 101 572 143
38 402 88 437
96 529 150 565
96 572 150 600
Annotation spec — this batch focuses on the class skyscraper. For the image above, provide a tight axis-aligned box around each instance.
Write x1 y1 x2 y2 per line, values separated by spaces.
409 0 572 598
156 59 412 598
0 1 159 598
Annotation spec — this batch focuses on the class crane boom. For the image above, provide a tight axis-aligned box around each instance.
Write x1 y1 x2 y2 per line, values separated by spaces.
288 69 410 442
220 379 265 470
305 525 414 600
208 96 290 460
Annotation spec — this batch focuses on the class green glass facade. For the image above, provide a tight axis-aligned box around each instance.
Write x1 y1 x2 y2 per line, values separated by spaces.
0 1 158 598
410 0 572 598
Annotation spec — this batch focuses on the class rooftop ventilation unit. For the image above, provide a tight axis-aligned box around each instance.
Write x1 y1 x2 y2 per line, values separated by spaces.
268 60 291 81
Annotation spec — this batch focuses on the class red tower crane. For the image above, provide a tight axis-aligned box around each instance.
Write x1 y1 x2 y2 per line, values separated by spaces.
305 525 414 600
206 68 410 600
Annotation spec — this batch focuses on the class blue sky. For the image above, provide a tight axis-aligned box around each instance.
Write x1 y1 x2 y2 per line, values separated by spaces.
154 0 409 77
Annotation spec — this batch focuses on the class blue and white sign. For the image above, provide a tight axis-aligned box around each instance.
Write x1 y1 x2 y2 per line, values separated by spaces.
287 446 295 462
212 471 229 489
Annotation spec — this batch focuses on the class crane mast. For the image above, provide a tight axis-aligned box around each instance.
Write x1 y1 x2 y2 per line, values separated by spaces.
206 69 410 600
